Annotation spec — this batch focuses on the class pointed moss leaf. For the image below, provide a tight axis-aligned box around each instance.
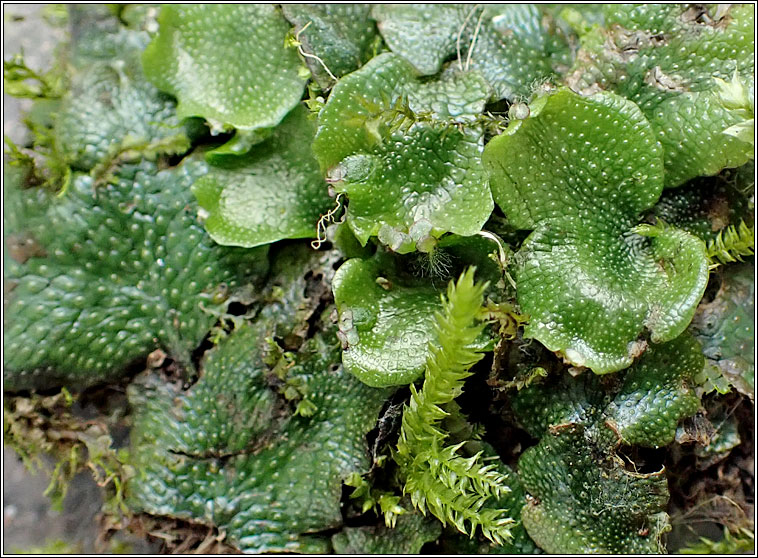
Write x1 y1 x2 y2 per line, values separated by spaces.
192 106 332 248
440 446 538 555
605 334 703 447
649 172 753 244
331 238 503 387
567 4 755 187
483 88 709 374
331 512 441 555
332 247 500 388
332 255 444 387
55 26 189 171
128 324 388 554
677 528 755 556
3 162 266 390
372 4 571 100
518 425 670 554
393 269 514 544
484 466 539 555
313 53 492 250
690 263 754 397
442 533 536 556
282 4 378 88
142 5 307 133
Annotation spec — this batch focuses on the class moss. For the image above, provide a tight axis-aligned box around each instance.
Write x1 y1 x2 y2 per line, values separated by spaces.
3 4 754 554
